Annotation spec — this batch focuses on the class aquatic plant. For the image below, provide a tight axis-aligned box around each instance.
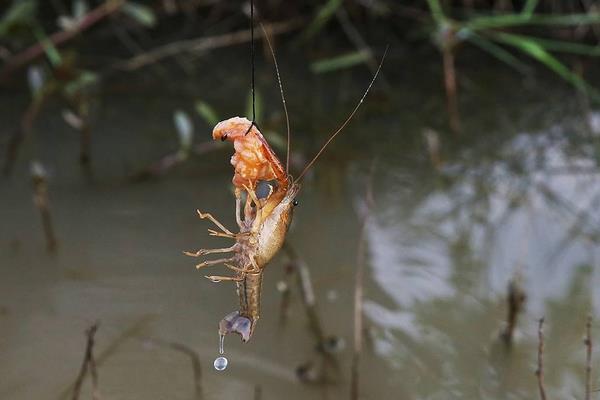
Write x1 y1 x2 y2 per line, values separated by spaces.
426 0 600 133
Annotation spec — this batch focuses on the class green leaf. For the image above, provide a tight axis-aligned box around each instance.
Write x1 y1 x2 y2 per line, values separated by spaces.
310 50 371 73
246 89 262 124
194 100 220 127
491 31 600 100
0 0 37 37
33 27 62 67
303 0 343 39
122 2 156 27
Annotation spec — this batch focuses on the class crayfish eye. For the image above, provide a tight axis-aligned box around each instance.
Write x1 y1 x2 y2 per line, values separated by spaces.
221 134 228 141
293 200 299 207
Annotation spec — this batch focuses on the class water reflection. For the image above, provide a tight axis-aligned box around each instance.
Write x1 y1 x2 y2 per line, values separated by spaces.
363 113 600 397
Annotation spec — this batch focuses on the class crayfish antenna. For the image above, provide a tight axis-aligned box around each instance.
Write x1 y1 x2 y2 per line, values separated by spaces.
260 22 291 175
294 45 389 184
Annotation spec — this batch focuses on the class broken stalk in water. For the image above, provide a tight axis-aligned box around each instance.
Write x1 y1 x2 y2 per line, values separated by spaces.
71 323 100 400
584 315 592 400
535 317 547 400
500 276 526 347
283 243 340 383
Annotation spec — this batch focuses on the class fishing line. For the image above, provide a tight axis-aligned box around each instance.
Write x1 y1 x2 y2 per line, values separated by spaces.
245 0 258 135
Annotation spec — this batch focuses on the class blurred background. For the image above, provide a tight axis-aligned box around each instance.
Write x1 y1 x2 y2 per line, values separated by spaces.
2 0 600 399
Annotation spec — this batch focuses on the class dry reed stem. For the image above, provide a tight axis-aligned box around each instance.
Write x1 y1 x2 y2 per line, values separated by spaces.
116 19 303 71
130 141 221 181
59 316 152 400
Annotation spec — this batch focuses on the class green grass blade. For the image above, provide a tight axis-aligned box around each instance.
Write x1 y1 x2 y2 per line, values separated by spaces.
491 31 600 100
426 0 446 25
310 50 371 73
122 1 157 27
467 12 600 31
466 32 529 73
521 0 539 18
303 0 342 40
493 33 600 56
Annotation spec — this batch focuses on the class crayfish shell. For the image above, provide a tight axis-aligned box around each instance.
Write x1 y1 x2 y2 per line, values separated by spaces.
212 117 286 189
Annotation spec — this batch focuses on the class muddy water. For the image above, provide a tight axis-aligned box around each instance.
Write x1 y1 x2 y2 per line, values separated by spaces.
1 49 600 399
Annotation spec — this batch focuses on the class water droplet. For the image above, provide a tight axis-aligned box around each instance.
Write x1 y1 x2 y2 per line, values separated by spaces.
214 356 228 371
214 333 228 371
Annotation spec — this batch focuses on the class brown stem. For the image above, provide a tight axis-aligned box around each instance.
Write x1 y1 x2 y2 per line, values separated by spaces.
585 315 592 400
442 45 461 135
115 18 303 71
59 316 152 400
129 141 221 182
0 0 125 82
535 317 547 400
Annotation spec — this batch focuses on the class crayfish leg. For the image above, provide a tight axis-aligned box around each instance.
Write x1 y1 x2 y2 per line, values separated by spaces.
205 275 244 283
183 244 238 258
196 210 235 236
195 257 236 269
